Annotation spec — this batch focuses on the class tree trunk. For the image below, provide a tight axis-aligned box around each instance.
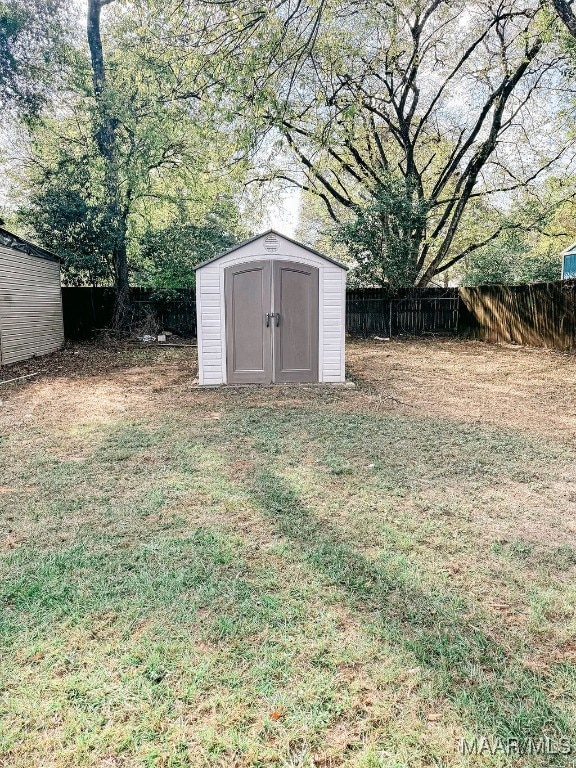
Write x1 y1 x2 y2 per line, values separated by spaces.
112 217 130 329
87 0 130 333
551 0 576 39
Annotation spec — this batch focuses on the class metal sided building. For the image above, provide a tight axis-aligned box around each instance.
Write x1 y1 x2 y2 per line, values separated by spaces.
194 230 347 386
0 227 64 365
562 243 576 280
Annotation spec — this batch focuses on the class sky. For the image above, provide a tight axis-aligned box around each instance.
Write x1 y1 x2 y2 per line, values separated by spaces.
262 187 301 237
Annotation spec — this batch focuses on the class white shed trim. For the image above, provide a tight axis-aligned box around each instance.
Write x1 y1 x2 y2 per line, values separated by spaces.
195 231 347 385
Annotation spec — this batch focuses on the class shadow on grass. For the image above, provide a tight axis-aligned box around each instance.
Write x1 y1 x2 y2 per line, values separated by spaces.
248 468 573 751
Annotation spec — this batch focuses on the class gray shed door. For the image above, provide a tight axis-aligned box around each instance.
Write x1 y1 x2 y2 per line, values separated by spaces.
273 260 319 384
224 259 319 384
225 260 272 384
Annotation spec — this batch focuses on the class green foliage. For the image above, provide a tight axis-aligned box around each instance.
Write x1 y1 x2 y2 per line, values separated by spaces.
229 1 572 287
515 249 562 283
19 123 245 288
14 1 249 288
463 231 562 286
334 176 428 289
0 0 72 116
7 0 573 295
463 233 522 285
25 188 112 286
137 204 246 290
19 145 114 285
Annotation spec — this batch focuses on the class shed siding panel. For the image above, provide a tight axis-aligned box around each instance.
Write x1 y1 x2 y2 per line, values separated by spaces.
321 266 344 380
0 247 64 365
197 266 224 384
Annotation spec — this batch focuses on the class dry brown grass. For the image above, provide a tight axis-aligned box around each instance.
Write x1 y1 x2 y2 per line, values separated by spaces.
346 337 576 442
6 336 576 439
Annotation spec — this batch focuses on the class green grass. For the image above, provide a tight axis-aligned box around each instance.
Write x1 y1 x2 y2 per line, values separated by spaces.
1 381 576 766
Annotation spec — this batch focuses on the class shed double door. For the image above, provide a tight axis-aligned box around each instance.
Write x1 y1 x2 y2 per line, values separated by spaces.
225 260 319 384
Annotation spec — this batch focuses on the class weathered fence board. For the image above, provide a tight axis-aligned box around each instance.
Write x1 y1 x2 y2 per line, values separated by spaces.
459 280 576 350
346 296 390 336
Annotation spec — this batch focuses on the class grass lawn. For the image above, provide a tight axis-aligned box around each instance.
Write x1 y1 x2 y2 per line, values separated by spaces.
1 338 576 767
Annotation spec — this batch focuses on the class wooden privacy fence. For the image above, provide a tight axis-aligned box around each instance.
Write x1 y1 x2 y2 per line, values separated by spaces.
346 288 459 337
459 280 576 350
62 286 460 339
62 287 197 339
62 281 576 350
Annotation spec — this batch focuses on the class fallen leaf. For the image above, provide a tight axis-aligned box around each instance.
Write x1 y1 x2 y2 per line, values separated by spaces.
270 710 283 720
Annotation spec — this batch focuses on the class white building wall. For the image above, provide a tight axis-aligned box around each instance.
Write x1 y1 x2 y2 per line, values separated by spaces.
196 233 346 385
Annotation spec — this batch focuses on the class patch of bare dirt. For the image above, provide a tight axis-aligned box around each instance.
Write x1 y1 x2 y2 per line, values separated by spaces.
0 339 193 382
0 341 198 431
2 337 576 447
347 337 576 443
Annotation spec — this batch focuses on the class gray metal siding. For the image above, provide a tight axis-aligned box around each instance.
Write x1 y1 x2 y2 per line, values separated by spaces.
0 246 64 365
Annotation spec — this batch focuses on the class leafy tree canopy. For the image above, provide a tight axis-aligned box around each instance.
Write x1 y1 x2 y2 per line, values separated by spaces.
14 0 250 289
7 0 576 294
0 0 72 117
462 231 560 285
136 202 247 290
231 0 576 287
334 176 429 289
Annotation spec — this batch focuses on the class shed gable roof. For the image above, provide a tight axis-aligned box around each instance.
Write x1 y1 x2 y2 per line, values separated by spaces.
193 229 348 271
0 227 63 263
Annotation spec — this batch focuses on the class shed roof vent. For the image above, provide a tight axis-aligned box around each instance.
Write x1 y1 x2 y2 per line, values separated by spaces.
264 234 279 252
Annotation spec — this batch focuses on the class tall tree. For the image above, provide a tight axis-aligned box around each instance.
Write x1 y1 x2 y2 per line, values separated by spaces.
17 0 248 295
241 0 574 287
86 0 130 327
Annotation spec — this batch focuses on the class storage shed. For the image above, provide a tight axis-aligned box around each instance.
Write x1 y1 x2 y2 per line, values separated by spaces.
0 227 64 365
194 230 347 385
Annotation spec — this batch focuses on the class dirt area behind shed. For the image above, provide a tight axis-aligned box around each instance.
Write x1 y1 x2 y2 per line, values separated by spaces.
347 337 576 443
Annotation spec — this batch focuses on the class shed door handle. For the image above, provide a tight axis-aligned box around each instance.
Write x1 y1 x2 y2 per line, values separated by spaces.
265 312 271 327
275 313 280 327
